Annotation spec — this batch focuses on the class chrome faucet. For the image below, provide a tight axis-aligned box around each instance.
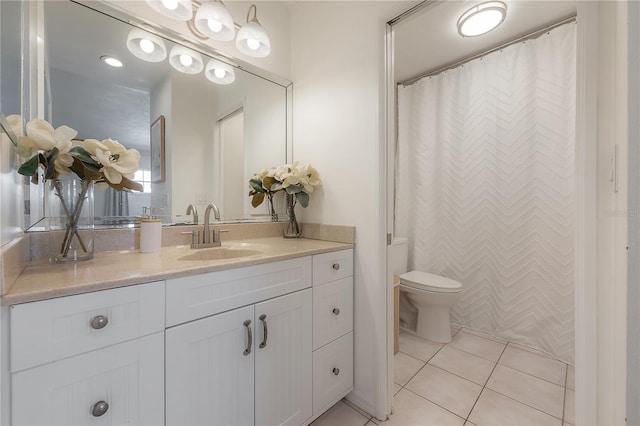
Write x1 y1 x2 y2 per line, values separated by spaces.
203 203 221 244
186 204 199 225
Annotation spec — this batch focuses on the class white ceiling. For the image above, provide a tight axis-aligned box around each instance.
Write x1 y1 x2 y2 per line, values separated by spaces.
393 0 577 83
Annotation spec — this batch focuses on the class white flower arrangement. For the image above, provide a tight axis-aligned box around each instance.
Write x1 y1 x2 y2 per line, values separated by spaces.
249 161 322 209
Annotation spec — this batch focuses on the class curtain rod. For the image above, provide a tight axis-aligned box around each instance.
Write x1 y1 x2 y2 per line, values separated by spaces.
388 1 434 26
399 15 577 87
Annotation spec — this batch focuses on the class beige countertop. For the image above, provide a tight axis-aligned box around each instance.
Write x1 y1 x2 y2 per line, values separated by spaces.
3 237 353 305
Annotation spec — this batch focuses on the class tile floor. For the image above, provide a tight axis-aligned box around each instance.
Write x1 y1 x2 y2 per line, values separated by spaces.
311 326 575 426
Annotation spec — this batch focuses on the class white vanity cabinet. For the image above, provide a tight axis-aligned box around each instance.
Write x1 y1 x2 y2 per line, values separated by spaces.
9 282 166 426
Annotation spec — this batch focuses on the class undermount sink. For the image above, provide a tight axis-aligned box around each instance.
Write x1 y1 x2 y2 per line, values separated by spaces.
177 245 264 262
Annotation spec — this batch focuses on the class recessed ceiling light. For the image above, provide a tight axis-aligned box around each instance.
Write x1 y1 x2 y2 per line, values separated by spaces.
457 1 507 37
100 55 124 68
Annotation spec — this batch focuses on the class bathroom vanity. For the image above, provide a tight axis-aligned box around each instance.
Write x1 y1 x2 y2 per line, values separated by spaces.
3 237 354 426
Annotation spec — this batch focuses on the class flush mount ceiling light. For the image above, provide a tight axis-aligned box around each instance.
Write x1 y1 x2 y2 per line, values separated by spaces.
169 45 204 74
100 55 124 68
194 1 235 41
205 58 235 84
457 1 507 37
235 5 271 58
145 0 193 21
126 29 167 62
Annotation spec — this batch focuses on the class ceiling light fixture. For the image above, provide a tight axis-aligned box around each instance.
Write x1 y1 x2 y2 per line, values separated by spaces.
100 55 124 68
457 1 507 37
205 58 235 84
169 45 204 74
194 1 235 41
145 0 193 21
126 29 168 62
235 4 270 58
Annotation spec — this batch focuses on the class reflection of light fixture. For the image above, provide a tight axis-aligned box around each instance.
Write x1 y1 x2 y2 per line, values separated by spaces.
457 1 507 37
205 58 235 84
126 29 167 62
169 45 204 74
100 55 124 68
236 5 270 58
145 0 193 21
194 1 235 41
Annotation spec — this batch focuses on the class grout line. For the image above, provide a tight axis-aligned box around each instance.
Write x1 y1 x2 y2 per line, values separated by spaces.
485 387 565 421
561 363 568 424
465 340 509 422
341 398 373 422
402 387 467 423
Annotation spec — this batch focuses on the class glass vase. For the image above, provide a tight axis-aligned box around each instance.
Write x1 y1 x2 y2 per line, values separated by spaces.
47 178 94 263
284 193 301 238
267 192 278 222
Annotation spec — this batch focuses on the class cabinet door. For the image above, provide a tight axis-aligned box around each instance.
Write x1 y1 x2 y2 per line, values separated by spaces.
255 289 312 426
12 333 164 426
166 305 255 426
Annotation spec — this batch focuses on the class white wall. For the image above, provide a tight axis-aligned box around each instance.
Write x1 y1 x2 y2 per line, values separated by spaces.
290 1 401 418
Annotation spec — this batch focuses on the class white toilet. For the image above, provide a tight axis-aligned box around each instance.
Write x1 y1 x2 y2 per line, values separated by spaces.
390 238 463 343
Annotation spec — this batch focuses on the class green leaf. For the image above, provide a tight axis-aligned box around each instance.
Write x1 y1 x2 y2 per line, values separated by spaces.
285 184 303 194
70 146 99 166
17 155 40 176
263 176 278 191
270 182 283 192
250 178 265 193
296 191 309 208
251 192 265 208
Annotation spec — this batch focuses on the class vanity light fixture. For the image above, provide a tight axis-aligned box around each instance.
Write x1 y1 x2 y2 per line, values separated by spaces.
169 45 204 74
205 58 235 84
126 29 168 62
194 1 235 41
100 55 124 68
457 1 507 37
235 4 270 58
145 0 193 21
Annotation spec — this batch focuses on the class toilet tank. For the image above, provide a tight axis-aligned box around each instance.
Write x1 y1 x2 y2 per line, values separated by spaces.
390 237 409 275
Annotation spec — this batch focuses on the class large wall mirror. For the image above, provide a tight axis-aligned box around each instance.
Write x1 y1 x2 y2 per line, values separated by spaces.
6 0 291 228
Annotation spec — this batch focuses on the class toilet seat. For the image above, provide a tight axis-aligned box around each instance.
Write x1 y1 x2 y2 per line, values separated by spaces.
399 271 462 293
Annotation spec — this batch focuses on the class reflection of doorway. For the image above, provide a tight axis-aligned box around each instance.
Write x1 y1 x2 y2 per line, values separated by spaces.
219 108 244 220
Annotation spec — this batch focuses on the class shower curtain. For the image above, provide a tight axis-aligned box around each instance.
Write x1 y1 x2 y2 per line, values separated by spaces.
395 23 576 363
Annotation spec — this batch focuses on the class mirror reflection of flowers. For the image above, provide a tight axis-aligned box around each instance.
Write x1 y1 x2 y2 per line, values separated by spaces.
249 161 322 221
1 114 143 259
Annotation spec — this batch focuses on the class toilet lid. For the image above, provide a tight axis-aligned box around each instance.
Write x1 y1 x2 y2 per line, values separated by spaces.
399 271 462 293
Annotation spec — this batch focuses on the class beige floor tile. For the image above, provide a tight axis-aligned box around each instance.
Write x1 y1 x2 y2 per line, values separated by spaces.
566 365 575 390
393 383 402 395
405 364 482 418
386 389 465 426
365 422 376 426
564 389 575 425
399 332 443 361
464 422 478 426
429 344 496 385
449 331 506 362
343 398 374 419
311 401 370 426
468 389 562 426
486 365 565 419
394 352 425 386
499 346 567 386
451 325 462 336
459 328 507 343
508 341 555 359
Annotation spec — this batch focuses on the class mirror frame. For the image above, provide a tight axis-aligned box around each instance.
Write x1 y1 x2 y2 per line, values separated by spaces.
23 0 293 230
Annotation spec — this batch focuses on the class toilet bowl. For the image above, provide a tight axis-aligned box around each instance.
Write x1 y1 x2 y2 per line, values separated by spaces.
399 271 462 343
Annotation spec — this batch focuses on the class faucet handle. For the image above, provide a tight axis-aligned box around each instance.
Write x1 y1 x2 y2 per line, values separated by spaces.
212 229 229 243
181 230 201 246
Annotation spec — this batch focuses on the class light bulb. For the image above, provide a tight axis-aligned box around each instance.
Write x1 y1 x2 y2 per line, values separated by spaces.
214 68 226 78
161 0 178 10
139 38 155 54
208 19 223 33
247 38 260 51
179 54 193 67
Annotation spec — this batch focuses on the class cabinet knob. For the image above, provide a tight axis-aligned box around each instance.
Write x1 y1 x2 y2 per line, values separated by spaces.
332 263 340 271
332 308 340 316
90 315 109 330
332 367 340 376
91 401 109 417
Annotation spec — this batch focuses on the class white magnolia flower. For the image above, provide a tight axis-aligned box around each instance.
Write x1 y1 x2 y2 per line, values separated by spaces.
296 162 322 193
14 118 77 174
83 138 140 185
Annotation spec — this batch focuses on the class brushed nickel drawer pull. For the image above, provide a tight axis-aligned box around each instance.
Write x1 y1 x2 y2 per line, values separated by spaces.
332 308 340 316
259 314 268 349
90 315 109 330
332 263 340 270
332 367 340 376
91 401 109 417
243 320 252 356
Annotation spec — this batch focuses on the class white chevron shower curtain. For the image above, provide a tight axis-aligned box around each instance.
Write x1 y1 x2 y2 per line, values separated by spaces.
395 23 576 363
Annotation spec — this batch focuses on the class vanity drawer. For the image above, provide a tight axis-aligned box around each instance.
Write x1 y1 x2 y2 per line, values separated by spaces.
10 281 165 373
312 332 353 416
166 256 312 326
313 277 353 350
312 249 353 286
